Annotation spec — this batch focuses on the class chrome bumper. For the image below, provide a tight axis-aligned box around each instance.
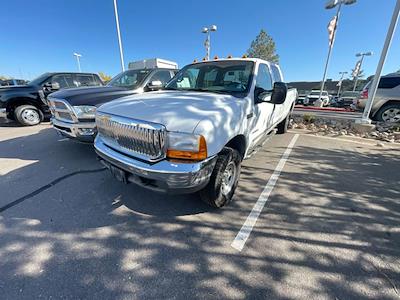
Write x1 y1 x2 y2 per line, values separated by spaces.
51 118 96 143
0 108 6 118
94 136 217 193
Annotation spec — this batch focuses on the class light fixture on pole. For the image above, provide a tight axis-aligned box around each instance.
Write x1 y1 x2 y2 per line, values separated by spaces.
352 51 373 91
202 25 217 61
113 0 125 72
336 71 348 97
359 0 400 124
318 0 357 102
73 52 82 72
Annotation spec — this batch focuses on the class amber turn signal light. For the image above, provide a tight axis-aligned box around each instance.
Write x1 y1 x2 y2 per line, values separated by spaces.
167 136 207 161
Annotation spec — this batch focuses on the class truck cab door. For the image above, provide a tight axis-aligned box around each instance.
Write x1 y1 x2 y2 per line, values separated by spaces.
248 63 275 149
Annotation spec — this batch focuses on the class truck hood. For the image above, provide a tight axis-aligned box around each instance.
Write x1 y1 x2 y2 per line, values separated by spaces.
97 90 246 133
50 86 141 107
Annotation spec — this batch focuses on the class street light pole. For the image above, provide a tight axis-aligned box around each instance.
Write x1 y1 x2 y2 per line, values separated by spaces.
113 0 125 72
73 52 82 72
352 51 373 91
202 25 217 60
337 71 348 97
360 0 400 123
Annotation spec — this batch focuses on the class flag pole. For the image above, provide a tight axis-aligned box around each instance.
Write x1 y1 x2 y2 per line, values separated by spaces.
318 2 342 104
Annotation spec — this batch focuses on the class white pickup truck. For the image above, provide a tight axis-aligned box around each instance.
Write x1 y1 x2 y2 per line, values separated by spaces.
94 58 297 207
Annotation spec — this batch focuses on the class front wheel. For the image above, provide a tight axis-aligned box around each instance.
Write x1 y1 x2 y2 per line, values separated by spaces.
14 105 43 126
199 147 241 208
276 113 290 134
375 103 400 123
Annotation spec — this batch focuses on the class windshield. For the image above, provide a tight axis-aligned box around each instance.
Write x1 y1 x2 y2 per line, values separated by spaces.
310 91 327 96
28 73 51 86
107 69 151 89
165 60 254 96
342 92 359 97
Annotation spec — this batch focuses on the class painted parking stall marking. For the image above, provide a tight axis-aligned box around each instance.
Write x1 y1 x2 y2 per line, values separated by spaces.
231 134 299 252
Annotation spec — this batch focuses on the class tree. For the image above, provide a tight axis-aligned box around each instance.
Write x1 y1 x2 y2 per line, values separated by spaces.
98 72 112 83
247 29 279 63
0 75 9 80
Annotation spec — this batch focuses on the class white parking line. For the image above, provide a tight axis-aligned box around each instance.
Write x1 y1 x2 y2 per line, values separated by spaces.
57 138 69 142
231 134 299 252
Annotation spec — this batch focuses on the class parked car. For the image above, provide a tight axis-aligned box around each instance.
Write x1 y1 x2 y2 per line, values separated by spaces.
0 72 103 125
355 73 400 122
336 91 360 108
0 79 28 86
48 61 178 142
94 58 297 208
304 90 330 106
296 94 306 105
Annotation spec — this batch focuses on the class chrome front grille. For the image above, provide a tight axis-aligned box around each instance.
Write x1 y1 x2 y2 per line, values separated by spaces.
48 98 77 123
96 112 167 162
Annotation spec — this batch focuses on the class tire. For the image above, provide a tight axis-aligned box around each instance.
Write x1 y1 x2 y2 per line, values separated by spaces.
14 105 43 126
374 103 400 123
199 147 241 208
276 113 290 134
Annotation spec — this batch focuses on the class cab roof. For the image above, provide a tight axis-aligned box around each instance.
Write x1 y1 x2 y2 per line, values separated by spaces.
190 57 280 67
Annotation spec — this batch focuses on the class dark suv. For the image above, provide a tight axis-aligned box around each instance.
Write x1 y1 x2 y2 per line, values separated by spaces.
0 72 103 125
0 79 28 86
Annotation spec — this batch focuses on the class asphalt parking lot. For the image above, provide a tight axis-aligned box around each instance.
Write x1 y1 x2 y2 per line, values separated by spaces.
1 121 399 299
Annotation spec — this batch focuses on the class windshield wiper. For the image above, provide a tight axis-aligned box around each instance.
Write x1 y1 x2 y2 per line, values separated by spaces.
163 87 236 95
194 88 236 95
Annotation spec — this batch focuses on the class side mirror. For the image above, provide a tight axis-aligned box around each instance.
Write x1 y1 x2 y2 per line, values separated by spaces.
270 82 287 105
44 82 60 91
147 80 163 91
51 82 60 90
255 87 271 104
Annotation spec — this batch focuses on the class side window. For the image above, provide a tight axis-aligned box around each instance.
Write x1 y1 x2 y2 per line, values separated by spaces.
150 70 172 84
378 77 400 89
270 65 282 82
175 69 199 88
203 68 218 87
256 64 273 91
51 75 71 89
75 74 98 87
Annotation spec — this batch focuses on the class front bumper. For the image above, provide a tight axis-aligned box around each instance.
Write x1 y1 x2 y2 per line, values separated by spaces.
51 118 96 143
94 136 217 194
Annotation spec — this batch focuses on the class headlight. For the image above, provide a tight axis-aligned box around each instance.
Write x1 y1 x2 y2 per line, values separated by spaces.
167 132 207 161
73 105 96 119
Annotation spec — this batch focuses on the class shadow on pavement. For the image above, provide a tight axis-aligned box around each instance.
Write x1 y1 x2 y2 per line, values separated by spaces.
0 130 399 299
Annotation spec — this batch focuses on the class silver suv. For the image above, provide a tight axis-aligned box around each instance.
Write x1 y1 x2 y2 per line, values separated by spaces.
355 73 400 122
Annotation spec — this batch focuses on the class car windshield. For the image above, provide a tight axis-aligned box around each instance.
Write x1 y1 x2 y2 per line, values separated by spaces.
107 69 151 89
309 91 327 96
28 73 51 86
165 60 254 96
341 92 359 97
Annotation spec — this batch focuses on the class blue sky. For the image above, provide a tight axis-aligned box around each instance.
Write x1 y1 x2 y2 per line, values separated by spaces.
1 0 399 82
